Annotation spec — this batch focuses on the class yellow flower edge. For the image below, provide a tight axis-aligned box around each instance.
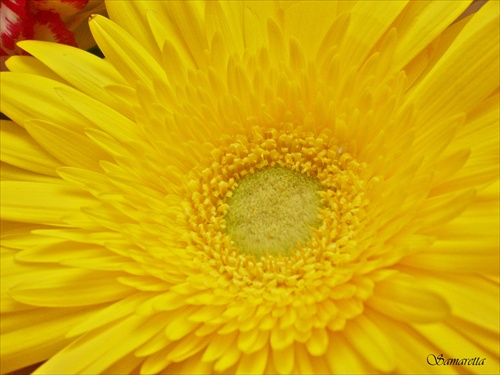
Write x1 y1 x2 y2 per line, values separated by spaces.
1 1 499 374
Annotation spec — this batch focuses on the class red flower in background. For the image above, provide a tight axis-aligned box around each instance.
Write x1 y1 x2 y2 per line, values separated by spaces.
0 0 104 70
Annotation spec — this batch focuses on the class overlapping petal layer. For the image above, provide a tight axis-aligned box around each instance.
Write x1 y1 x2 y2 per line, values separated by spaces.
1 1 498 374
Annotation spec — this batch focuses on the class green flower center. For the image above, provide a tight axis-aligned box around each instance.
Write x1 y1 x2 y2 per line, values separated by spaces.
225 167 323 257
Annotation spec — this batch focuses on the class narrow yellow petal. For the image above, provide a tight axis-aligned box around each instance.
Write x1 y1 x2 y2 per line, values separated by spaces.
103 355 144 375
270 325 294 350
415 190 476 232
1 120 60 176
413 323 498 374
326 334 374 374
1 181 97 226
33 314 164 375
55 86 144 146
400 269 500 332
139 345 172 374
164 307 200 341
68 293 154 337
148 14 188 85
24 119 111 170
18 41 132 119
1 162 61 184
344 314 396 372
206 1 244 56
447 316 500 360
79 314 167 375
402 190 499 274
392 0 473 71
5 56 66 83
294 343 314 374
1 221 52 249
404 1 499 124
104 1 163 63
89 14 171 93
167 334 210 363
365 311 447 375
212 341 242 372
15 239 109 264
367 272 450 323
1 307 96 374
242 6 266 52
305 327 329 356
237 328 268 354
339 1 408 70
315 12 351 64
236 344 268 374
201 332 237 363
164 351 213 375
10 270 134 307
271 343 294 375
280 1 343 58
161 1 208 68
0 73 92 131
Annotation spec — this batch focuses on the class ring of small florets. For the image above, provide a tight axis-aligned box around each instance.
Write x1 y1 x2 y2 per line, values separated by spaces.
184 124 370 301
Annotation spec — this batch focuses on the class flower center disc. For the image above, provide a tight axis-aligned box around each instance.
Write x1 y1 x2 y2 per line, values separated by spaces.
225 167 323 257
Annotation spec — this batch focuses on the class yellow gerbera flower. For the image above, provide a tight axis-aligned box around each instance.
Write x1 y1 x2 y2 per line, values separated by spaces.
1 1 499 374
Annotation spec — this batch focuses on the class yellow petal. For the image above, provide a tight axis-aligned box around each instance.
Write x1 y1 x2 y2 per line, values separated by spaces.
270 325 295 350
305 327 329 356
344 314 396 372
271 343 294 375
201 332 237 363
434 93 500 193
1 120 61 175
413 322 498 374
34 314 165 375
165 351 213 375
279 1 346 58
415 190 476 232
6 56 66 83
10 270 134 307
104 0 163 63
18 41 132 119
294 343 314 374
405 270 500 333
55 86 143 145
392 0 473 71
367 272 450 323
167 334 210 363
164 308 200 341
1 221 53 250
15 239 109 264
24 119 111 170
236 344 268 374
1 306 96 374
366 310 444 375
237 328 268 355
212 340 242 371
159 1 208 68
0 162 61 184
0 181 97 226
339 1 408 71
139 345 172 374
89 15 171 100
206 1 244 56
0 73 91 131
404 1 499 124
447 316 500 360
68 293 154 337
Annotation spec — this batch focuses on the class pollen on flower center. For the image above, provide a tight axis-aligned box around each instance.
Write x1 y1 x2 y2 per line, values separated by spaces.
183 124 372 322
185 125 371 285
225 167 322 257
